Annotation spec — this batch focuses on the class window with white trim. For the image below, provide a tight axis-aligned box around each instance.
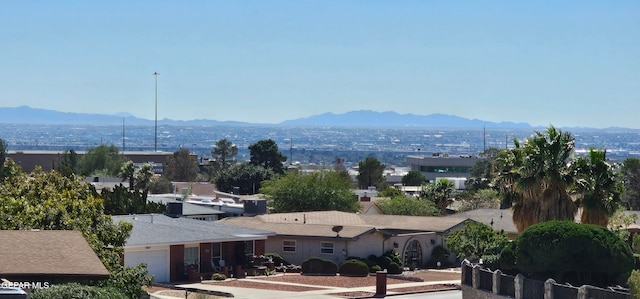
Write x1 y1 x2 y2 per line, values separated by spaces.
283 240 296 253
320 242 334 254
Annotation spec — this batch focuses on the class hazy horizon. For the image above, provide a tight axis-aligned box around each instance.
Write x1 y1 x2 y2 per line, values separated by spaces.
1 1 638 128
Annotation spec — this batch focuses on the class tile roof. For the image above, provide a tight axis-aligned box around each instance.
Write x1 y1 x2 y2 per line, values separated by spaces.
0 230 109 277
113 214 275 248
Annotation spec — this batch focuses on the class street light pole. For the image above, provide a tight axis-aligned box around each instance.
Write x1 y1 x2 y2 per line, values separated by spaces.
153 72 160 152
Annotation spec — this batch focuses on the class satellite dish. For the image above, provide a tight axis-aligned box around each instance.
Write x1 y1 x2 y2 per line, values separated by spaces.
332 225 343 237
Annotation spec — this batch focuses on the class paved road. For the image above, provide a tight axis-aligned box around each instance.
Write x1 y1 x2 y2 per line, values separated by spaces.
392 290 462 298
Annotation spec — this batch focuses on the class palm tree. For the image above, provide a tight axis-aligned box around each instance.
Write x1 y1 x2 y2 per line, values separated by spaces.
420 178 455 215
571 149 622 226
494 126 577 232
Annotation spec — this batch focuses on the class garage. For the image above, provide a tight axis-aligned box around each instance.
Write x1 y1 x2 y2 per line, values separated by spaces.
124 249 169 282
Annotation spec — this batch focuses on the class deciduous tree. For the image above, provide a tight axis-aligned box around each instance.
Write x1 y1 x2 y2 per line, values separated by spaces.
377 195 440 216
0 163 151 297
78 144 125 177
214 163 274 195
401 170 425 186
261 170 359 213
446 222 508 262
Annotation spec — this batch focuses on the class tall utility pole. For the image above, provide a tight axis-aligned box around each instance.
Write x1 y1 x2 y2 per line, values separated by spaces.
153 72 160 152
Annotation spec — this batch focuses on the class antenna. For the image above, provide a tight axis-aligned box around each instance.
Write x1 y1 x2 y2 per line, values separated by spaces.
332 225 343 238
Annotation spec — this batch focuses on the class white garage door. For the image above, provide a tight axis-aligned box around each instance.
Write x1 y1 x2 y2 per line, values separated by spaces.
125 249 169 282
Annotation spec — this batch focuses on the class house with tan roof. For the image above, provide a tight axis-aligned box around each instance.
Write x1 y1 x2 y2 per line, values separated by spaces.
0 230 110 285
218 211 472 269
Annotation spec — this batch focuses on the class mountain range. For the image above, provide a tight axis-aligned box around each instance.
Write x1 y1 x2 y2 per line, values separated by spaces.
0 105 532 128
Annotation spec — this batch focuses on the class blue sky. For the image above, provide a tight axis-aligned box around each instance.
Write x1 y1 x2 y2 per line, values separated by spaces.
1 1 638 128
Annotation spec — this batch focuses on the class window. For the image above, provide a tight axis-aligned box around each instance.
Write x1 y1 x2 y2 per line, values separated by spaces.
245 240 254 256
320 242 334 254
283 240 296 253
184 247 199 269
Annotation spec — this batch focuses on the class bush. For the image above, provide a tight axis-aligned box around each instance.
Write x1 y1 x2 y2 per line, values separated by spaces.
212 273 227 281
339 259 369 277
266 253 289 266
628 270 640 298
499 220 634 286
428 245 450 268
370 265 382 272
387 262 403 274
301 257 338 275
31 283 127 299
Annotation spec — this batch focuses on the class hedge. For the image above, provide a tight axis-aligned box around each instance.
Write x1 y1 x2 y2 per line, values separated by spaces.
301 257 338 275
339 259 369 277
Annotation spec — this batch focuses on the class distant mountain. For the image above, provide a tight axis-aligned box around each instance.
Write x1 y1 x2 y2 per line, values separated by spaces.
279 110 532 128
0 106 254 126
0 106 530 128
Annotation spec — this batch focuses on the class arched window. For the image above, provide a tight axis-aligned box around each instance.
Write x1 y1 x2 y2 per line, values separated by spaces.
403 239 423 270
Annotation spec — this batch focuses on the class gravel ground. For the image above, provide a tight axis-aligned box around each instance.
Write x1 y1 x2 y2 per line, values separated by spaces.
148 269 462 298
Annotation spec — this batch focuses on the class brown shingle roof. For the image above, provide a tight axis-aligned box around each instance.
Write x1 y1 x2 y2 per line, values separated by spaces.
0 230 110 277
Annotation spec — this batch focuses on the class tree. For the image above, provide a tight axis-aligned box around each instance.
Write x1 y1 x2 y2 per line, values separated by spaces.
0 163 152 297
456 189 500 212
377 195 440 216
493 126 577 233
106 162 164 215
249 139 287 174
357 157 386 190
621 158 640 210
210 138 237 175
58 149 79 178
571 149 622 226
0 138 7 181
78 144 125 177
420 178 455 215
466 147 500 192
148 176 173 194
164 148 199 182
214 163 274 195
445 222 508 262
261 170 360 213
401 170 425 186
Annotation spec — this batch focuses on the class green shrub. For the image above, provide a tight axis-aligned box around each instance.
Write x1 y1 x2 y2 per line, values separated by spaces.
301 257 337 275
480 254 500 270
382 250 402 266
387 262 403 274
428 245 450 268
339 259 369 277
266 253 289 266
499 221 634 286
31 283 127 299
628 270 640 298
378 256 393 269
212 273 227 280
371 265 382 272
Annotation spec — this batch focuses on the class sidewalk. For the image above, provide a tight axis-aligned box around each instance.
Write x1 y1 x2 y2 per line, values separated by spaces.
150 275 461 299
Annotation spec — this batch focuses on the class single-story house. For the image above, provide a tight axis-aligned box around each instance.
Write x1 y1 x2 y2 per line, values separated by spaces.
113 214 275 282
0 230 110 285
451 208 518 238
218 211 472 268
